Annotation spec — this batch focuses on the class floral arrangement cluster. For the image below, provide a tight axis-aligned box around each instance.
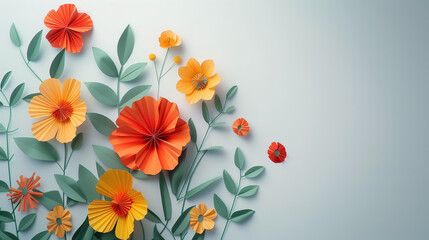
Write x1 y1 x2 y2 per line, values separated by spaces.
0 4 287 240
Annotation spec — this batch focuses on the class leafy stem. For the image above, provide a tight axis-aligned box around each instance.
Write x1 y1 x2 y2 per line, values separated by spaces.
18 47 42 83
156 48 170 100
220 171 243 240
117 65 124 115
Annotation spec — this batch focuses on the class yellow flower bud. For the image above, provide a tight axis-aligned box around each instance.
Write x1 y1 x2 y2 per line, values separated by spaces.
149 53 156 61
173 56 181 64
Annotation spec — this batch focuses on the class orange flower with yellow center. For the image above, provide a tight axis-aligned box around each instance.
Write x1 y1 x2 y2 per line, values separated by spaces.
88 169 148 240
189 204 217 234
7 172 43 212
159 30 181 48
46 206 72 238
176 58 221 104
29 78 87 143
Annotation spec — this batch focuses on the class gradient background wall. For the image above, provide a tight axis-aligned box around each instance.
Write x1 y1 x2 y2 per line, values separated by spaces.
0 0 428 239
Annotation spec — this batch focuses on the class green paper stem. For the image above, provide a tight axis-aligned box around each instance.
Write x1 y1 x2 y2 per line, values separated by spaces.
117 65 124 115
156 47 170 100
18 47 42 83
220 170 243 240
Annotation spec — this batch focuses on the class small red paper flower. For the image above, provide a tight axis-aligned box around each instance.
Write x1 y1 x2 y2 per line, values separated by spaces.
7 172 43 212
267 142 287 163
44 4 93 53
232 118 249 136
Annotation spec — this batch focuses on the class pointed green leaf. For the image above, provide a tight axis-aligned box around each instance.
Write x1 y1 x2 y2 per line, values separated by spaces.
169 149 187 197
23 93 41 103
27 30 43 62
0 180 8 192
202 101 210 124
234 147 245 170
131 170 151 179
0 231 18 240
85 82 118 107
172 206 194 235
72 217 93 240
92 145 128 171
0 147 7 161
213 194 228 218
226 85 238 100
10 23 21 47
10 83 25 106
214 94 222 112
0 101 3 107
35 190 62 211
159 173 172 221
31 231 51 240
1 71 12 90
78 165 100 203
96 162 106 178
67 197 77 207
211 122 226 128
117 25 134 66
14 137 58 161
49 49 66 78
18 213 37 232
71 133 84 150
244 166 265 178
153 225 165 240
238 185 259 197
225 105 235 113
202 146 223 151
192 232 205 240
188 118 197 143
145 209 162 223
54 174 87 202
120 62 147 82
185 176 221 199
0 211 13 222
0 124 5 133
223 170 237 194
92 47 118 77
87 113 117 137
230 209 255 223
119 85 151 107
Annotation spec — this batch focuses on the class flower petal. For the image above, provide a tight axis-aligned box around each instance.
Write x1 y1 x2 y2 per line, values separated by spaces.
29 95 56 118
128 189 148 221
202 218 215 230
186 58 201 74
96 169 133 199
178 66 195 79
68 13 93 32
56 120 76 143
32 116 60 142
207 74 221 88
39 78 62 107
62 78 81 104
115 213 134 240
88 200 119 233
69 99 87 127
201 59 215 77
176 79 195 95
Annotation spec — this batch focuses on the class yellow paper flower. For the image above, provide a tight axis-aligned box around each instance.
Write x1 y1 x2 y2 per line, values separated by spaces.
159 30 181 48
173 56 181 64
88 169 148 240
189 204 217 234
46 205 72 238
176 58 221 104
149 53 156 61
28 78 87 143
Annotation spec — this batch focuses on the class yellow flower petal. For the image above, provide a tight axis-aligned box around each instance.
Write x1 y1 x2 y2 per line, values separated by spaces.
202 218 215 230
56 120 76 143
96 169 133 199
29 95 56 118
128 189 148 221
62 78 81 104
55 225 65 238
201 59 215 77
187 58 201 74
88 200 118 233
178 66 195 79
203 208 217 219
61 220 72 232
69 99 87 127
39 78 62 106
115 213 134 240
32 116 60 142
176 80 195 95
207 74 221 88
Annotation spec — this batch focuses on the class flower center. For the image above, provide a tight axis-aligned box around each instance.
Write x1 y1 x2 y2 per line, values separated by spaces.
52 101 73 122
56 218 62 226
237 125 243 131
21 187 28 196
112 192 132 216
274 150 280 157
191 73 208 90
198 215 204 223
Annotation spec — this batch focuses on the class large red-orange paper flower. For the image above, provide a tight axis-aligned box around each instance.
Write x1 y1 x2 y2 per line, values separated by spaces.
44 4 93 53
267 142 287 163
7 172 43 212
109 96 191 175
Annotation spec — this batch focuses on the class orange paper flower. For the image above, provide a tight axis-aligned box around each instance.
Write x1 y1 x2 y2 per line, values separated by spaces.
232 118 250 136
44 4 93 53
176 58 221 104
190 204 217 234
29 78 87 143
7 172 43 212
110 96 190 175
88 169 148 240
159 30 181 48
267 142 287 163
46 205 72 238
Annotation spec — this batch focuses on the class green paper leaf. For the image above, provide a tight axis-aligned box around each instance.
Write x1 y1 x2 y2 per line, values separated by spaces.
244 166 265 178
230 209 255 223
0 101 3 107
211 122 226 128
85 82 118 107
202 146 223 151
172 206 194 235
117 25 134 66
71 133 84 150
226 85 238 100
169 149 187 197
159 172 172 221
87 113 117 137
0 211 13 222
131 170 151 179
1 71 12 90
0 147 7 160
188 118 197 144
153 225 165 240
238 185 259 197
93 47 118 77
0 231 18 240
223 170 237 194
120 62 147 82
54 174 87 202
96 162 106 178
0 222 3 231
119 85 151 107
31 231 51 240
0 124 5 133
202 101 210 124
192 232 205 240
225 105 235 113
213 194 228 218
10 83 25 106
67 197 77 207
92 145 128 171
18 213 37 232
23 93 41 103
214 94 222 113
14 137 58 162
72 217 93 240
145 209 162 223
35 190 62 211
0 180 8 192
10 23 21 47
27 30 43 62
234 147 245 170
185 176 221 199
49 49 66 78
78 165 100 203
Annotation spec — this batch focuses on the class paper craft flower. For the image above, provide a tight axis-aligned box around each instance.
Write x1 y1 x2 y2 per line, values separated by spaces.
29 78 87 143
7 172 43 212
46 205 72 238
176 58 221 104
267 142 287 163
88 169 148 240
44 4 93 53
109 96 191 175
190 204 217 234
159 30 181 48
232 118 250 136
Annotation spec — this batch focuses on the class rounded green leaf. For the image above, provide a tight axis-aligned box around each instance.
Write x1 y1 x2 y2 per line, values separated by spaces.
202 101 210 123
92 47 118 77
35 190 62 211
119 85 151 107
72 217 93 240
27 30 43 62
19 213 37 231
87 113 117 137
92 145 128 171
14 137 58 162
49 49 66 78
192 232 205 240
31 230 51 240
1 71 12 90
23 93 41 103
159 172 172 221
10 83 25 106
85 82 118 107
0 180 8 192
0 124 5 133
153 225 165 240
95 162 106 178
234 147 245 170
226 85 238 100
213 194 228 218
202 146 223 151
238 185 259 197
211 122 226 128
145 209 162 223
214 94 222 112
0 211 14 222
117 25 134 66
230 209 255 223
78 165 100 203
71 133 84 150
185 176 221 199
10 23 21 47
54 174 87 202
225 105 235 113
223 170 237 194
188 118 197 143
244 166 265 178
172 206 194 235
120 63 147 82
0 231 18 240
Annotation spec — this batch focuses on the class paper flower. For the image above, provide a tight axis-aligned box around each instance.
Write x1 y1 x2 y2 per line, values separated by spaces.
176 58 221 104
7 172 43 212
44 4 93 53
159 30 181 48
88 169 147 240
149 53 156 61
29 78 87 143
267 142 287 163
46 206 72 238
109 96 190 175
190 204 217 234
232 118 250 136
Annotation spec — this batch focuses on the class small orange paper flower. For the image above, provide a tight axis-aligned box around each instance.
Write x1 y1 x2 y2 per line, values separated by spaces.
232 118 250 136
88 169 148 240
7 172 43 212
159 30 181 48
267 142 287 163
44 4 93 53
190 204 217 234
29 78 87 143
110 96 190 175
46 205 72 238
176 58 221 104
